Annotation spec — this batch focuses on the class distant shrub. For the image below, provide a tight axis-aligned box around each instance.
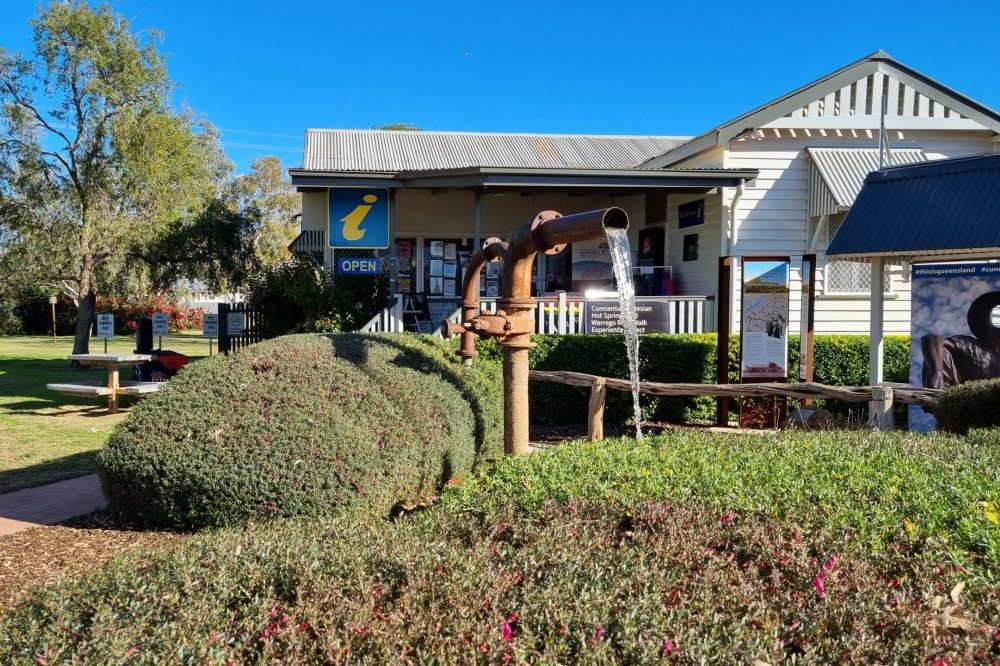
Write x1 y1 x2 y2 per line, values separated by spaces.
935 379 1000 435
246 257 390 336
98 333 499 529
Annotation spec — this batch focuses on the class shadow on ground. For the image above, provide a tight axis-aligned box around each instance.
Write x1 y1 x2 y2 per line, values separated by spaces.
0 451 100 495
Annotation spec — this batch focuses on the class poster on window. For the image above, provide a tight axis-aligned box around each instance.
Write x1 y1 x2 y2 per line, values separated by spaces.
909 262 1000 431
740 259 790 380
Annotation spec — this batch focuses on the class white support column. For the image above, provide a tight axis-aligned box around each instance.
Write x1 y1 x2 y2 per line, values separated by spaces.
868 256 888 428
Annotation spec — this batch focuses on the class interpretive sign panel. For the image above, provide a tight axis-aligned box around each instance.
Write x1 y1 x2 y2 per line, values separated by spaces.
740 259 790 380
585 299 671 334
910 262 1000 431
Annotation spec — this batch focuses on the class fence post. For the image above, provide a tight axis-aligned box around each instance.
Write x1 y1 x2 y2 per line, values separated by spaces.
557 291 567 335
218 302 231 356
869 385 894 431
587 377 607 441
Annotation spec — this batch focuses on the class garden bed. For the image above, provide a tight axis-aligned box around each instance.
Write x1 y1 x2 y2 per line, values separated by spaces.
2 429 997 663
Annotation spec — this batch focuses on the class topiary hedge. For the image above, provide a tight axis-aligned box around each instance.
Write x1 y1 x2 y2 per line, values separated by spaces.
470 333 909 425
934 379 1000 435
98 333 501 529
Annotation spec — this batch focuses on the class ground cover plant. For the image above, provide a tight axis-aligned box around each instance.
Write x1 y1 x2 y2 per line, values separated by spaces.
0 335 208 492
98 333 502 529
3 430 997 663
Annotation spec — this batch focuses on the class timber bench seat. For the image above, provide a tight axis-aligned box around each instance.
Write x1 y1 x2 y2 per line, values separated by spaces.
46 380 112 397
46 379 163 399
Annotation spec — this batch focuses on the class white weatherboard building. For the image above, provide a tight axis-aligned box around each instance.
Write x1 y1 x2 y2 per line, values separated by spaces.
291 52 1000 335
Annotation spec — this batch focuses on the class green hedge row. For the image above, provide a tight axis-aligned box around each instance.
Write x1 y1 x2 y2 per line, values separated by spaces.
99 333 502 530
472 334 908 425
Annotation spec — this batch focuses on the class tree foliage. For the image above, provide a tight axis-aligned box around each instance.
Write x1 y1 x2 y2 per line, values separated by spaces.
227 155 300 265
0 1 226 353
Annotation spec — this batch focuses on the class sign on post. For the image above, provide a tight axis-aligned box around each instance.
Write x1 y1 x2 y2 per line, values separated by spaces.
739 260 790 380
202 314 218 337
328 188 389 249
336 257 382 275
226 312 246 336
95 313 115 339
151 312 169 337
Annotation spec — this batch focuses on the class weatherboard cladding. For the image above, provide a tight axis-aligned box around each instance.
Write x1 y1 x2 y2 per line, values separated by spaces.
806 147 926 217
302 129 690 172
827 153 1000 257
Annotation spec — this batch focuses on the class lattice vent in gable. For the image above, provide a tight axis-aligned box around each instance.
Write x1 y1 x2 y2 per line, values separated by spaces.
785 73 965 121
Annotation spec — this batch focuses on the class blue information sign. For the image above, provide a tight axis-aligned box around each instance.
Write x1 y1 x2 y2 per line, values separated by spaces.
328 188 389 249
336 257 382 275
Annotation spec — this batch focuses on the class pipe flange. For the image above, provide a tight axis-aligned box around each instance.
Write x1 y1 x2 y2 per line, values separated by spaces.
530 210 566 255
497 297 537 312
483 236 505 262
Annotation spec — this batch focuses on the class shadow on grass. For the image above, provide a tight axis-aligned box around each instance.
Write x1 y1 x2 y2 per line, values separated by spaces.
0 450 99 495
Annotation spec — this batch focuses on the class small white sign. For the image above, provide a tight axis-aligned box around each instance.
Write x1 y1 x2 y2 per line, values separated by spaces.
96 313 114 339
151 312 169 337
202 313 218 337
226 312 245 335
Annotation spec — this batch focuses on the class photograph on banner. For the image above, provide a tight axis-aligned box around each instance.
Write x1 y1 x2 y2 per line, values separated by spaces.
740 260 790 379
909 262 1000 431
572 237 613 291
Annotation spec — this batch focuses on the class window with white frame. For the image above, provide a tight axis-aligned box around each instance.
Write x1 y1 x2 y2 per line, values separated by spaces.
824 215 892 295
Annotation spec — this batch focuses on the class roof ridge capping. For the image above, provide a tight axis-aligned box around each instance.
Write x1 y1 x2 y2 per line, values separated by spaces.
640 50 1000 169
303 128 690 140
866 152 1000 182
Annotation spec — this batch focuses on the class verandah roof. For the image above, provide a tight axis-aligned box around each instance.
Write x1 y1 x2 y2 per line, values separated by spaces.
826 153 1000 260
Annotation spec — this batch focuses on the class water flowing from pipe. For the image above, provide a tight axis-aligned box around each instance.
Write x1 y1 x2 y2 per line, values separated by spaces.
605 227 643 440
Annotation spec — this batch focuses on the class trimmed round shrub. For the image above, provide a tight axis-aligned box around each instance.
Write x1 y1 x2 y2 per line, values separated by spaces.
98 333 501 529
934 378 1000 435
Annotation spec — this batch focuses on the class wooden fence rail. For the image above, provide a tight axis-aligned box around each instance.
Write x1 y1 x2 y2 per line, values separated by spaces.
529 370 941 439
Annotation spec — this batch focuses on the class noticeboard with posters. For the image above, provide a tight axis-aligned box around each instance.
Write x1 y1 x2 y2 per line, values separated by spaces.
909 262 1000 431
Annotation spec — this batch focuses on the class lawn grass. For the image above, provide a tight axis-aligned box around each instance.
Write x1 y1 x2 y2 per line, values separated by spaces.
0 334 209 493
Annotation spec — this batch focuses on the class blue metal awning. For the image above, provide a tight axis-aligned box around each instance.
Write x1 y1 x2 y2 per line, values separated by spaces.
827 153 1000 259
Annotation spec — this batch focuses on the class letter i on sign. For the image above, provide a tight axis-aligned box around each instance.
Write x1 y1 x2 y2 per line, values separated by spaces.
340 194 378 241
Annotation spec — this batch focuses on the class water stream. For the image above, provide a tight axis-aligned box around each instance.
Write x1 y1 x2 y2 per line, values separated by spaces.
605 227 643 440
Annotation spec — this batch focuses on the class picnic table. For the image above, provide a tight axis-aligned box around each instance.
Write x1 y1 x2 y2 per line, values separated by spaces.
47 353 158 413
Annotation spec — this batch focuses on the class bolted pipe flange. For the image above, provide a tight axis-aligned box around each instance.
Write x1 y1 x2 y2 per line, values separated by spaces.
529 210 566 255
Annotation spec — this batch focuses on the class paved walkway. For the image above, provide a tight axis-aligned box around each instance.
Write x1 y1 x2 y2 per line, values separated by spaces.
0 475 106 536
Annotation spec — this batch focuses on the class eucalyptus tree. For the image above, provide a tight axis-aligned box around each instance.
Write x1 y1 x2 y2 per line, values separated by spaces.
0 1 226 354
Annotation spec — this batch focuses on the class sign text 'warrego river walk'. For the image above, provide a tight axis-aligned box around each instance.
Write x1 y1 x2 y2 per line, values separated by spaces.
585 299 671 334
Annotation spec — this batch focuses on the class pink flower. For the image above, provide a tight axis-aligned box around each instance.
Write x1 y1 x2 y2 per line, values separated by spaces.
813 575 826 598
661 639 675 655
588 625 605 646
719 512 734 525
501 622 513 643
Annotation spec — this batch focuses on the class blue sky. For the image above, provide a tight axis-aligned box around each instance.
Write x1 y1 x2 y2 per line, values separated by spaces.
2 0 997 174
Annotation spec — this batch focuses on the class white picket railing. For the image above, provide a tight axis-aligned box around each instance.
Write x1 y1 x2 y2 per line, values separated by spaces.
358 298 405 333
361 294 715 335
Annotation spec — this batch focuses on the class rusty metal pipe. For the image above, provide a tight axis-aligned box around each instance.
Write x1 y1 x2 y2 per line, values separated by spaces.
499 207 629 456
440 237 507 365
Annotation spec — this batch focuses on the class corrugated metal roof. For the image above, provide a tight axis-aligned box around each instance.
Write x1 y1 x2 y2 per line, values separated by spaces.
301 129 689 172
807 147 926 217
827 153 1000 258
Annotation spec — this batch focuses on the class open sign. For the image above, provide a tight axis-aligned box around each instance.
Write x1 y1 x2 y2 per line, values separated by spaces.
337 257 381 275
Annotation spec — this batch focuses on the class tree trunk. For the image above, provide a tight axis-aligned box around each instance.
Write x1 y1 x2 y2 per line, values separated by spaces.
71 260 96 363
